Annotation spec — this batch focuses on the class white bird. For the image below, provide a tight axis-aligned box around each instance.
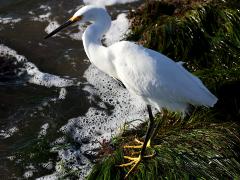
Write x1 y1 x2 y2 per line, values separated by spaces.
45 5 218 178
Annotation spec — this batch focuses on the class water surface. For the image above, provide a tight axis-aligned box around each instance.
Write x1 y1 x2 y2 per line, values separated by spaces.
0 0 144 178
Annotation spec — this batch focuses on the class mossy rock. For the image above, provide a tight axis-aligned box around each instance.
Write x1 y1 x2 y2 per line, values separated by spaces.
88 0 240 179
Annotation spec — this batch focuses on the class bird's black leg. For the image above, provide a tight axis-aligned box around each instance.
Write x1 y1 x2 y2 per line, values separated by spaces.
140 105 155 157
150 108 167 142
122 105 156 149
119 105 156 179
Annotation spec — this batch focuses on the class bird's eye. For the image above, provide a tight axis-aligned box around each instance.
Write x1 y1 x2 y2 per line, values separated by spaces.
85 22 91 26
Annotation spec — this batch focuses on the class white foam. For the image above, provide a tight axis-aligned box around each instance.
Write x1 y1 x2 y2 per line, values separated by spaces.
31 8 64 39
37 173 58 180
0 127 19 139
33 12 63 38
44 20 60 34
38 123 49 138
58 88 67 100
27 66 74 88
23 165 36 178
0 17 21 24
0 44 74 88
41 161 54 170
83 0 139 6
63 64 146 142
32 12 51 22
68 30 83 41
32 5 52 21
58 64 147 178
104 13 130 46
39 5 51 11
23 171 34 178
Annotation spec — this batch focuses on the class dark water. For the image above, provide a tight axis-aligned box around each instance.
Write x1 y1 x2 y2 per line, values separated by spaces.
0 0 142 178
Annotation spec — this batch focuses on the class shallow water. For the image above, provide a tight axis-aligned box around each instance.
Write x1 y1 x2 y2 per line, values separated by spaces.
0 0 144 178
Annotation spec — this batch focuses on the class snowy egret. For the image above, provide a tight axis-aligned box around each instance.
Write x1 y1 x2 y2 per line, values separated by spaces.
45 5 218 178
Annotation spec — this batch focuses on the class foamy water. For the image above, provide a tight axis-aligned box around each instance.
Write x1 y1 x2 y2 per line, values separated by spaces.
44 21 60 35
41 64 147 179
83 0 139 6
0 0 144 179
62 64 146 147
0 17 21 24
0 127 19 139
104 13 130 46
0 44 74 88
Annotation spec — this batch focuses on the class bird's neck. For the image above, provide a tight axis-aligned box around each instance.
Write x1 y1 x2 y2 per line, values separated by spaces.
82 21 107 59
82 18 117 77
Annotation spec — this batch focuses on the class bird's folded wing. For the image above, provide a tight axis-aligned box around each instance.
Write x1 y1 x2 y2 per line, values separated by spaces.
110 41 217 107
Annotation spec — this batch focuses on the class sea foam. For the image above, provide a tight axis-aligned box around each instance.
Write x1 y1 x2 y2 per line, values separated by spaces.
0 44 74 88
83 0 139 6
57 64 147 178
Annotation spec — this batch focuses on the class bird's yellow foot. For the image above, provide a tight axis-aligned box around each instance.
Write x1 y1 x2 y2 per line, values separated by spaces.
119 155 142 179
123 138 151 149
118 152 156 179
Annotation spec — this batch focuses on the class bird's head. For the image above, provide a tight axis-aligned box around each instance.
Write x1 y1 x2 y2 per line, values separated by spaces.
45 5 110 39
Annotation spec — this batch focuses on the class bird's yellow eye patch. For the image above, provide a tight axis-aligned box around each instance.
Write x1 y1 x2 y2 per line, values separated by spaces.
69 15 83 22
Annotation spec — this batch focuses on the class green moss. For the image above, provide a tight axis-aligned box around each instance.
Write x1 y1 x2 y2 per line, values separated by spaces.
88 0 240 179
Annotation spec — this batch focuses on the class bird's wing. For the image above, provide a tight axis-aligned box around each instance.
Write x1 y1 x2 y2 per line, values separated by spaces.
109 41 217 108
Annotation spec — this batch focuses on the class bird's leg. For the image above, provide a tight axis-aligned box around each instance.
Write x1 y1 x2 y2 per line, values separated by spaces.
119 105 156 179
149 108 168 146
139 105 155 154
123 105 154 149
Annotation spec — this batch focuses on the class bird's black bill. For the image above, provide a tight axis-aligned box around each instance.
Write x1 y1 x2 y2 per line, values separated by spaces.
44 20 76 39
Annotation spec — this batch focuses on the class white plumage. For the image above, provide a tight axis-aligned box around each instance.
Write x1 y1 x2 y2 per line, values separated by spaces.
109 41 217 113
